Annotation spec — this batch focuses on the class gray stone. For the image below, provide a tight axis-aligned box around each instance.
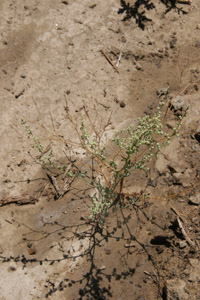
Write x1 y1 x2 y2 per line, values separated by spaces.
188 193 200 205
173 172 182 182
188 259 200 282
135 62 143 71
178 240 187 249
168 162 186 174
182 179 192 188
155 155 168 173
164 279 189 300
171 96 185 111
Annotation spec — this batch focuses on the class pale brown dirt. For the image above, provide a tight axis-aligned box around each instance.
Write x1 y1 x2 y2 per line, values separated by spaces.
0 1 200 300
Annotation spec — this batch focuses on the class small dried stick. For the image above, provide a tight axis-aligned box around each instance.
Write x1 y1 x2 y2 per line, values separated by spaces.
177 217 196 248
101 50 119 74
170 205 186 223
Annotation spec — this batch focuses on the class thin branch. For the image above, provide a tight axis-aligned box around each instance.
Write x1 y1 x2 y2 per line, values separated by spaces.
101 50 119 74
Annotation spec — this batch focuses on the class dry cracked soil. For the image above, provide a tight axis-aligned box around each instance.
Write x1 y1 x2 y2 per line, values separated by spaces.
0 1 200 299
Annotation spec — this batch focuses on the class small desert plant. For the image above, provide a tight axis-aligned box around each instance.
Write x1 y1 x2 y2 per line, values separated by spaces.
22 94 188 225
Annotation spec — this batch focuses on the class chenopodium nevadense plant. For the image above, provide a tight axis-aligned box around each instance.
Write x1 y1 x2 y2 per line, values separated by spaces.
78 101 188 224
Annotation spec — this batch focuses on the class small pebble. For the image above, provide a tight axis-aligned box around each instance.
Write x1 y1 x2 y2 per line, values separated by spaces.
105 248 111 255
119 101 126 108
171 96 184 111
121 36 126 43
179 240 187 249
188 194 200 205
170 37 177 48
8 266 16 271
28 245 36 255
135 62 142 70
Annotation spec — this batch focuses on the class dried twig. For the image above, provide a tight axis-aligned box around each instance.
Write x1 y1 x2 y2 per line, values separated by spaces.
170 205 186 223
144 271 159 284
101 50 119 74
95 100 110 110
177 217 196 248
0 196 38 207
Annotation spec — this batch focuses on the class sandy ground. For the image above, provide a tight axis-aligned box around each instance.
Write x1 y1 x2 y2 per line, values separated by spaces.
0 1 200 299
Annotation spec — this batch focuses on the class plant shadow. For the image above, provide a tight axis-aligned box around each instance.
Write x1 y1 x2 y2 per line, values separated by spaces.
118 0 188 30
